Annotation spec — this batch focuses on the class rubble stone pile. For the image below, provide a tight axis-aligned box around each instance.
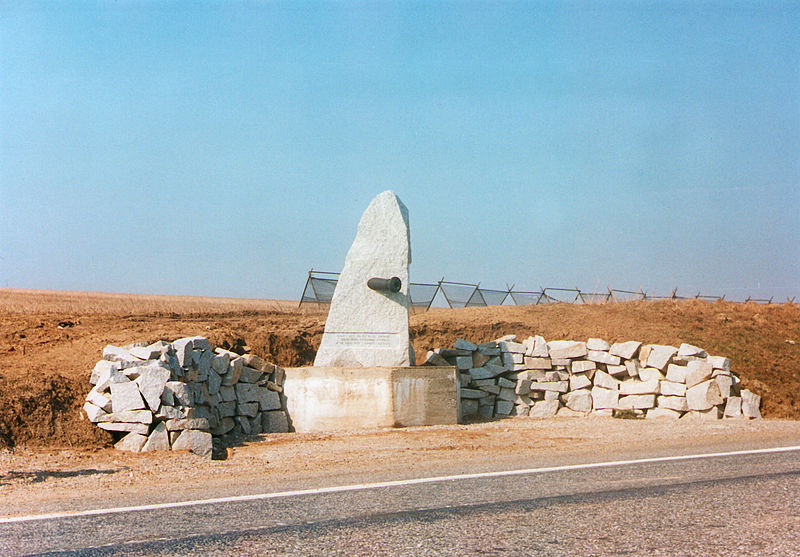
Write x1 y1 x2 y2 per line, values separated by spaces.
425 335 761 421
83 336 290 458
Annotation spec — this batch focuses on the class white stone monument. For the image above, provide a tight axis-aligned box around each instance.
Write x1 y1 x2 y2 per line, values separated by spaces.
283 191 458 433
314 190 413 367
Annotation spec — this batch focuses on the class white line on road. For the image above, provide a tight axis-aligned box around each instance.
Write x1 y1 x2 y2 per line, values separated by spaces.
3 444 799 524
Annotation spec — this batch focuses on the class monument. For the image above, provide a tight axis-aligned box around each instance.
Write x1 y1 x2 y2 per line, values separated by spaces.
314 190 413 368
283 191 459 432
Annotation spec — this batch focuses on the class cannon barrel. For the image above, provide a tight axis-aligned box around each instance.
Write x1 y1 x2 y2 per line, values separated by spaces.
367 276 402 293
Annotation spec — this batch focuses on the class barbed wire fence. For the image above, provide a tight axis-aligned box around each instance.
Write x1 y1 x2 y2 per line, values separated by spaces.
298 269 796 312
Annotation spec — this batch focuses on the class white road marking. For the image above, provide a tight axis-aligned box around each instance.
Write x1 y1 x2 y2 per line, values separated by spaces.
2 444 799 524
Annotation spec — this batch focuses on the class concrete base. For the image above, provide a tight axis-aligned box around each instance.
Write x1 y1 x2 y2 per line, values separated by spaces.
283 366 459 433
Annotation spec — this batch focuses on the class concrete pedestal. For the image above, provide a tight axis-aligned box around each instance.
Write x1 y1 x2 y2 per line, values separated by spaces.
283 366 459 433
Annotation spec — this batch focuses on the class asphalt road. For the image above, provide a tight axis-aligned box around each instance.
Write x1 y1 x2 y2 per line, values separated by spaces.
3 447 799 556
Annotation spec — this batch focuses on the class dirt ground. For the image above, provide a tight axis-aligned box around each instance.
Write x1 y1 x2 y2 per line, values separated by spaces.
0 289 798 451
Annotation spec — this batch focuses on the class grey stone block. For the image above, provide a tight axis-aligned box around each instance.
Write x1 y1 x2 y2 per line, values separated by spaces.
258 388 281 411
461 388 485 399
171 338 194 368
263 411 290 433
239 366 264 383
455 356 473 370
460 399 480 418
454 339 478 351
495 400 514 416
165 418 210 431
171 429 213 458
213 417 235 435
97 409 153 424
237 402 260 417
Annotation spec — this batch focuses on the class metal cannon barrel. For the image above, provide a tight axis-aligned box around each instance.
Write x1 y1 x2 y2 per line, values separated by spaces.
367 276 402 293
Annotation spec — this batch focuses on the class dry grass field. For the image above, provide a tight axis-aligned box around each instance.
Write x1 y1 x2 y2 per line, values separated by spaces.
0 288 300 315
0 288 798 451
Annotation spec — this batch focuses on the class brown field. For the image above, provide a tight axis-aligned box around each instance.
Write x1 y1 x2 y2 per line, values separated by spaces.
0 288 798 450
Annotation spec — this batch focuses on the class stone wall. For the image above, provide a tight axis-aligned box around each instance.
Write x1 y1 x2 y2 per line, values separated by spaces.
425 335 761 421
83 336 289 458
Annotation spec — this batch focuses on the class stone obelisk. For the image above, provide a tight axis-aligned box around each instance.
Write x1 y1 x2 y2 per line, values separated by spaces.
314 191 412 367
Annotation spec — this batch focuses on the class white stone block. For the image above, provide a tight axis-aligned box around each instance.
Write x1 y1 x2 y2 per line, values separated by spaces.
165 381 193 406
724 396 743 418
544 390 560 401
606 365 627 377
98 422 150 435
523 356 552 370
587 338 611 351
587 350 621 366
660 381 687 397
571 360 596 374
532 336 549 357
90 359 120 385
83 402 108 423
511 352 524 364
686 380 723 411
110 382 146 413
646 407 682 420
171 338 195 368
609 341 642 360
665 364 688 383
86 387 113 412
134 362 171 412
624 359 641 378
547 341 587 360
566 389 593 413
618 394 656 409
645 345 678 370
619 379 660 396
115 432 148 452
591 386 619 409
685 360 714 388
657 395 689 412
529 400 560 418
556 407 585 418
592 369 619 390
741 389 761 419
708 356 732 372
141 422 170 452
97 409 153 424
569 374 592 391
677 343 707 359
529 381 569 393
714 374 733 399
638 368 666 383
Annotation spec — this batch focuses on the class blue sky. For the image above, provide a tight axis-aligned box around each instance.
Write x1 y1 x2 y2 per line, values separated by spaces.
1 1 798 301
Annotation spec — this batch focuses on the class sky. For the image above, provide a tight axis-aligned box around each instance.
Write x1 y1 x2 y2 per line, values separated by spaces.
1 1 798 302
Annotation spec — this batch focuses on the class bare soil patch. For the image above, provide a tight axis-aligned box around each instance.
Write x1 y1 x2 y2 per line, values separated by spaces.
0 289 798 451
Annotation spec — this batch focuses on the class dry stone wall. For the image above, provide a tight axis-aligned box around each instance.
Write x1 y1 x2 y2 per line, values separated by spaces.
83 336 289 458
425 335 761 421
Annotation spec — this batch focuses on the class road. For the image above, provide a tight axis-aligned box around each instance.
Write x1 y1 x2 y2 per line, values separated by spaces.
2 445 799 556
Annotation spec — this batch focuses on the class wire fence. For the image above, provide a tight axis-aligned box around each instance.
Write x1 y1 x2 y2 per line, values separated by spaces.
298 270 796 312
